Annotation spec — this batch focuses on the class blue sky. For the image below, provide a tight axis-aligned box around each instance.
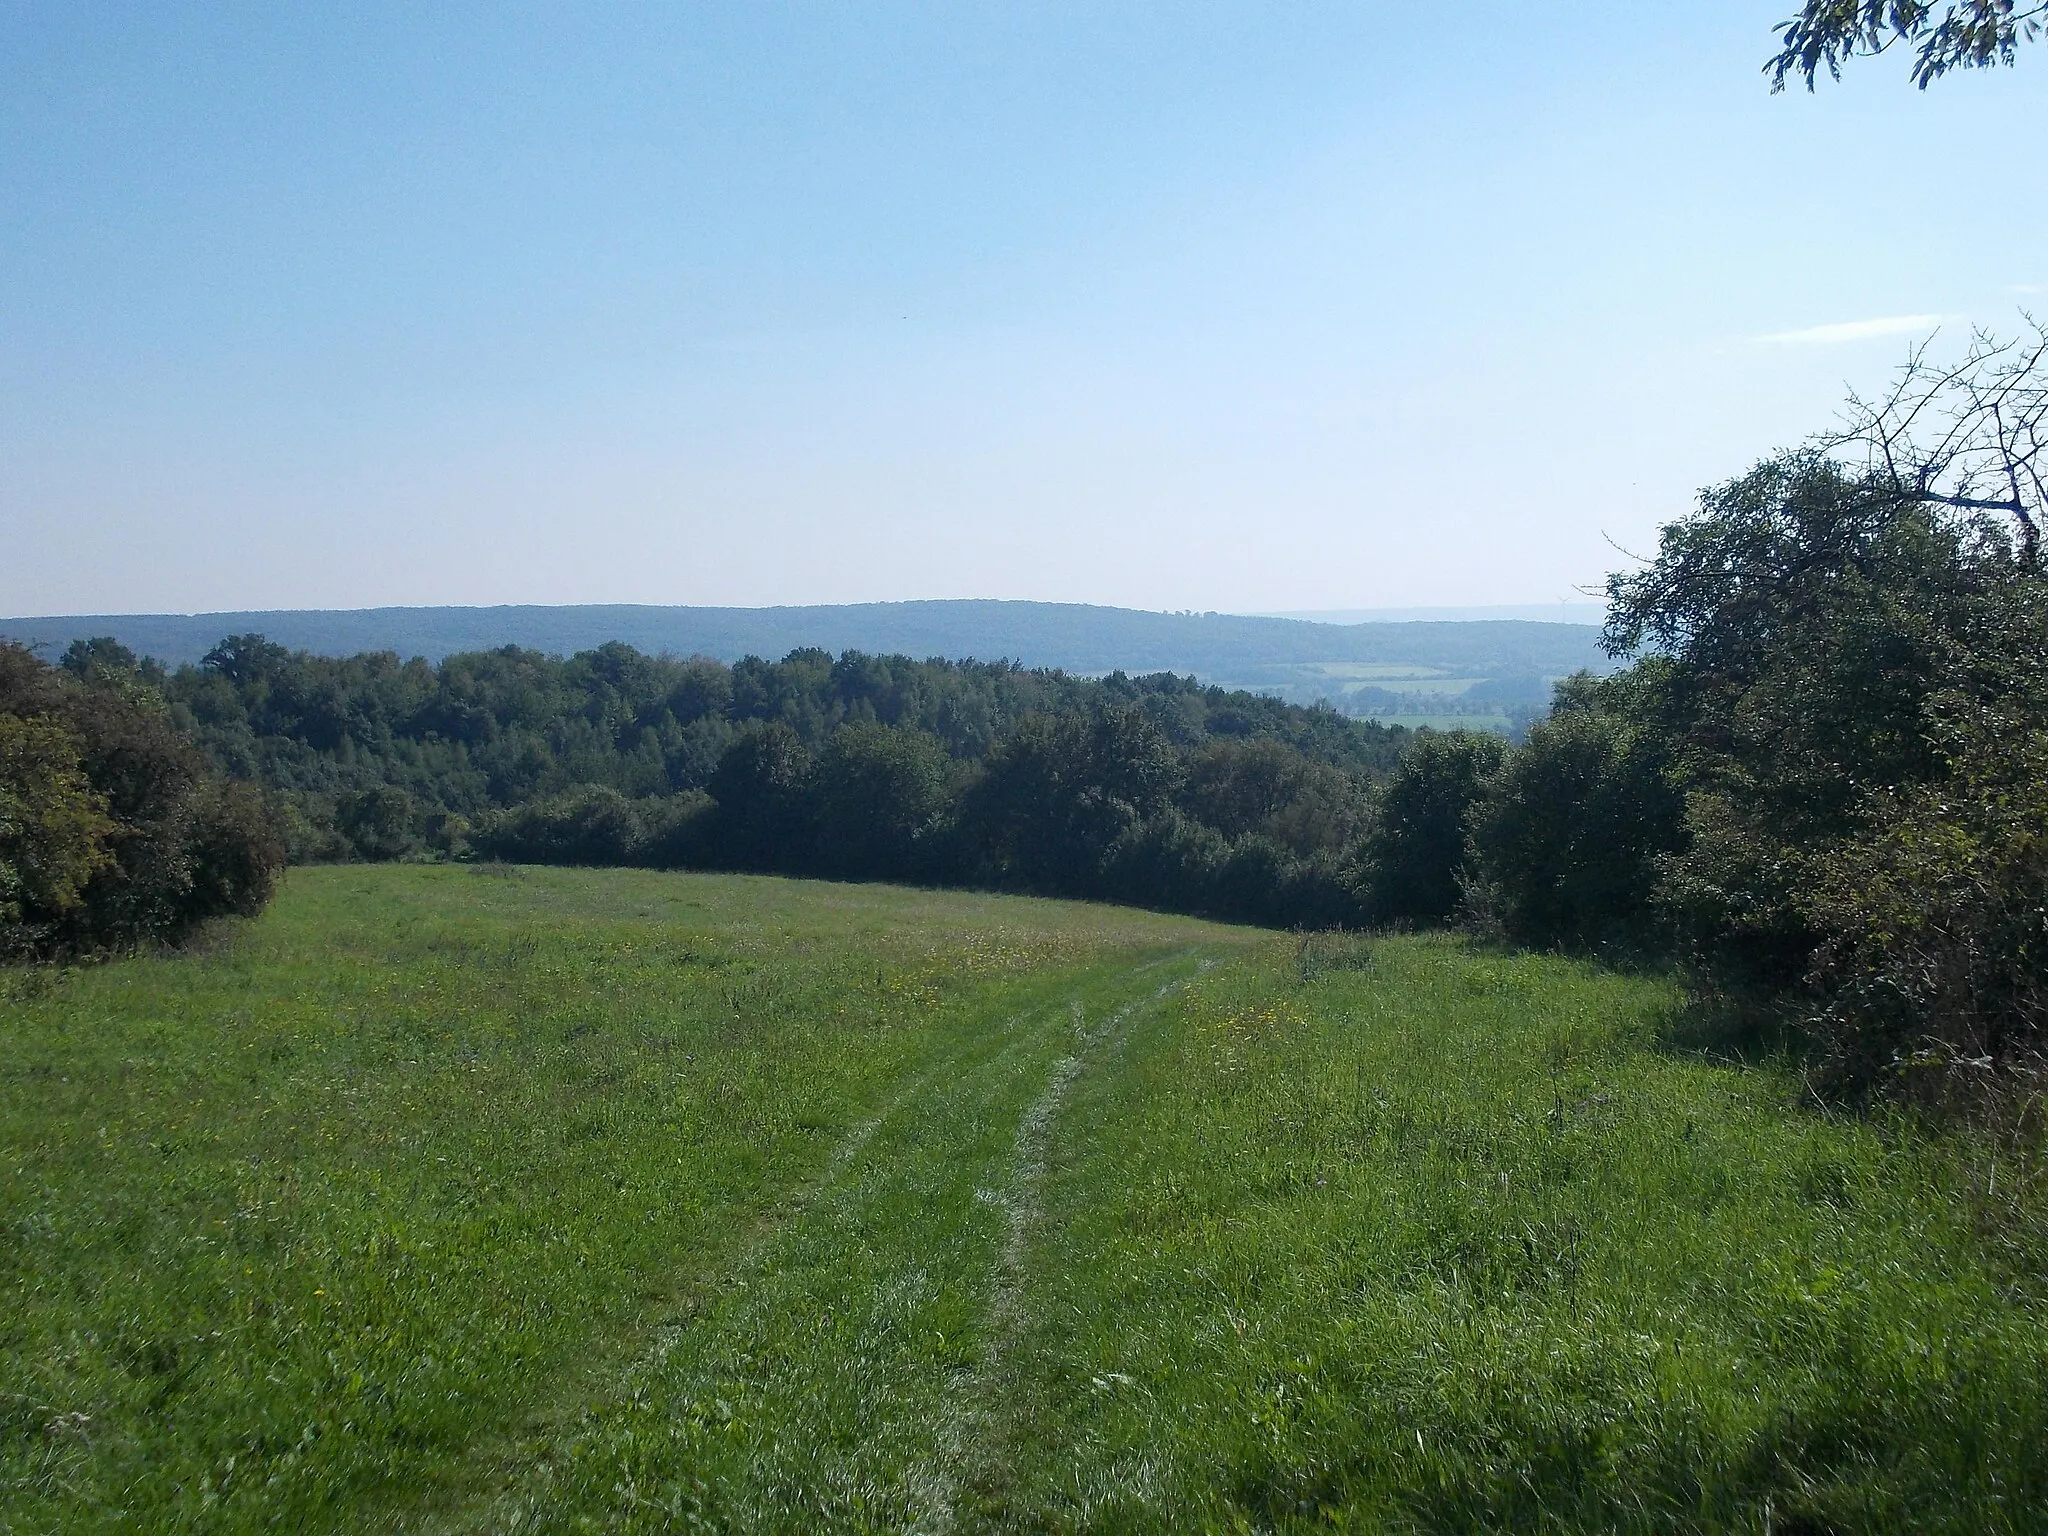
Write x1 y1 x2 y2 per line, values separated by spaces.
3 2 2044 616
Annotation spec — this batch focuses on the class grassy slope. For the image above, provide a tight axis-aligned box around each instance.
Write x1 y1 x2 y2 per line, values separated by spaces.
2 867 1250 1532
4 870 2045 1533
988 937 2048 1532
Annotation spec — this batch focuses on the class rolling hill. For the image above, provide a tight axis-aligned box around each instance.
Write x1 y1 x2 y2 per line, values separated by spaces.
0 600 1609 725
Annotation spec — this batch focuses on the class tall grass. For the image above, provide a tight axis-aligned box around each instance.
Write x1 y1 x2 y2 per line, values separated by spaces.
0 866 1246 1532
6 871 2045 1532
983 935 2048 1532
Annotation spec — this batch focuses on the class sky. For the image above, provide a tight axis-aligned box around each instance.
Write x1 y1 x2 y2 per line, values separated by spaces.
3 2 2045 618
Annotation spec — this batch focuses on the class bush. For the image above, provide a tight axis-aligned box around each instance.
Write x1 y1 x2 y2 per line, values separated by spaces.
336 786 424 862
467 787 713 869
1469 673 1685 955
1605 454 2017 991
0 643 286 957
0 712 117 948
471 787 645 866
636 792 715 868
1801 709 2048 1094
1590 449 2048 1093
1102 809 1231 915
180 779 287 923
1357 731 1505 924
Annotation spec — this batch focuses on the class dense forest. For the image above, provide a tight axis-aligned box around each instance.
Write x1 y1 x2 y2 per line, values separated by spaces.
10 641 1412 936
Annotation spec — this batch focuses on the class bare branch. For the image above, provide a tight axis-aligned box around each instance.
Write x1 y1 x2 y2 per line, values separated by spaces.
1814 318 2048 568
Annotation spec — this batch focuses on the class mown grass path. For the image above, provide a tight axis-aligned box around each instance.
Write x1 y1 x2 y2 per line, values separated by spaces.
441 955 1205 1535
7 868 2048 1533
2 867 1255 1534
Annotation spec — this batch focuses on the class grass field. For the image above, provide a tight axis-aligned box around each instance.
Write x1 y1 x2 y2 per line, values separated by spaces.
5 866 2046 1533
1352 713 1513 735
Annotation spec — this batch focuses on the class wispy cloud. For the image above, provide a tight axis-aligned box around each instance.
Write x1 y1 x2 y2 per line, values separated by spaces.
1757 314 1950 345
2009 284 2047 296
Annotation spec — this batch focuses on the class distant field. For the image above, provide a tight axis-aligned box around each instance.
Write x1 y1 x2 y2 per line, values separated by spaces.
1356 712 1514 734
5 868 2045 1532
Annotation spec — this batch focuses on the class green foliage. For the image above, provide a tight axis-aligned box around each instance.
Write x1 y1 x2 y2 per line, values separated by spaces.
0 643 282 958
702 720 818 870
467 785 713 868
1505 449 2048 1091
1358 730 1505 923
0 712 115 937
966 706 1184 895
1801 697 2048 1091
1470 670 1686 954
1180 736 1369 859
810 721 957 882
151 637 1411 927
1769 0 2045 89
334 785 422 861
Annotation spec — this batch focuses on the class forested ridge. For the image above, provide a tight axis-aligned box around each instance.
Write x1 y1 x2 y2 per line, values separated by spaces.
15 639 1409 933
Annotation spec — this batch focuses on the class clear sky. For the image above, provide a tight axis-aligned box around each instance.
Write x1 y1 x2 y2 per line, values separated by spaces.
4 2 2044 617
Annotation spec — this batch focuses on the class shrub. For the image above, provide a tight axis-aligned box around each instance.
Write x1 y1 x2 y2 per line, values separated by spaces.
1357 731 1505 924
180 779 286 923
470 786 650 866
468 787 714 869
336 786 423 861
1469 673 1685 954
0 643 285 957
0 712 117 946
1102 810 1230 916
1801 709 2048 1094
1593 448 2048 1092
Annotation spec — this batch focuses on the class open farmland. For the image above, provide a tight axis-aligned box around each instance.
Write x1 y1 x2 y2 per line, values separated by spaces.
5 868 2046 1532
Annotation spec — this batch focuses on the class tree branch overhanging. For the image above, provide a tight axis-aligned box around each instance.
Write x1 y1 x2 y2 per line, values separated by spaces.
1769 0 2048 89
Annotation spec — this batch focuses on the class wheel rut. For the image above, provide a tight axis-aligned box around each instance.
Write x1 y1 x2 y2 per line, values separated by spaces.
402 951 1209 1535
910 961 1204 1535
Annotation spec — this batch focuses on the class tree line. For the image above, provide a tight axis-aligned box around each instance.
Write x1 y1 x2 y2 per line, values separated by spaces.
7 330 2044 1108
2 641 1417 949
1377 330 2048 1101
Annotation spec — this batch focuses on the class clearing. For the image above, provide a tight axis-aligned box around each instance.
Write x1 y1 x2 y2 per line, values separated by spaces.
4 866 2045 1532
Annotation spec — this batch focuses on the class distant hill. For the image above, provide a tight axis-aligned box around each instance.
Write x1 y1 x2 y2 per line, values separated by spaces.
0 600 1609 724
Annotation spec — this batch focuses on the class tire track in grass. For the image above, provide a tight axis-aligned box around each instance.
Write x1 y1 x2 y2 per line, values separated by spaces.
921 961 1208 1534
407 1002 1028 1536
415 953 1203 1535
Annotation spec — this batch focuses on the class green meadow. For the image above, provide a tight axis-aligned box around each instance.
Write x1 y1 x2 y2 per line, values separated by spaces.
4 867 2045 1533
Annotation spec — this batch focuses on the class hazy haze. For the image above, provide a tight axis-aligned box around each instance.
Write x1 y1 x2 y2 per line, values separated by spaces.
4 2 2044 616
